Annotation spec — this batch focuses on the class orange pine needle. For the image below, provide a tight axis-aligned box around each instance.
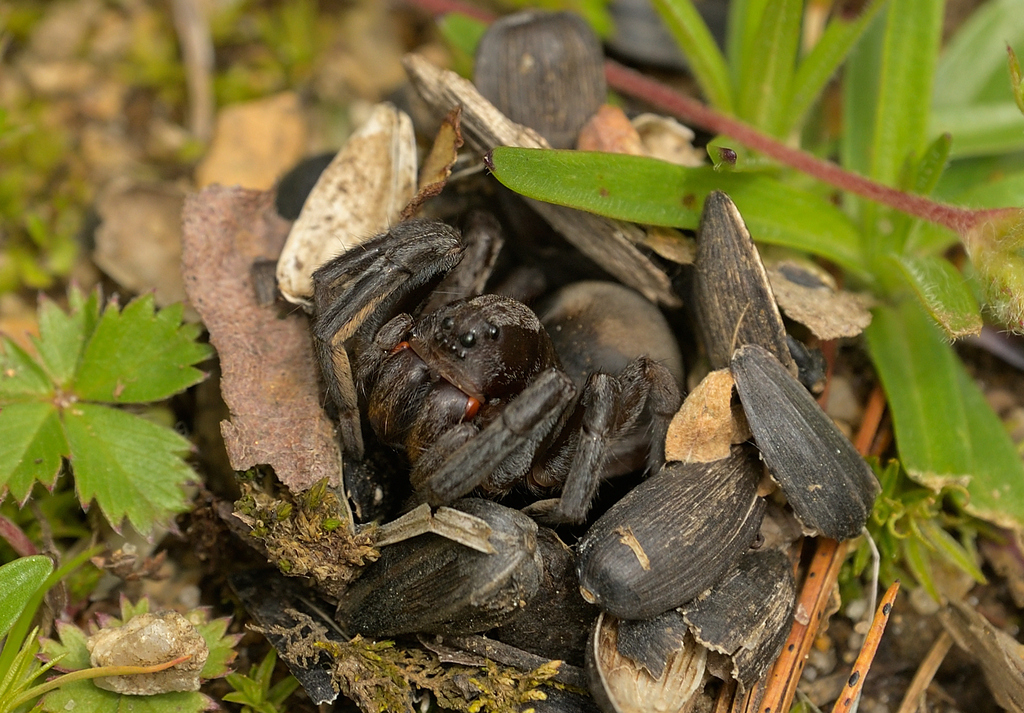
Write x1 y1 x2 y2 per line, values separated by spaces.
830 580 901 713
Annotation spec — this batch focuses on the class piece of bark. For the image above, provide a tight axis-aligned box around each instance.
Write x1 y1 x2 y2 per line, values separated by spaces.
939 599 1024 711
766 262 873 340
181 186 341 492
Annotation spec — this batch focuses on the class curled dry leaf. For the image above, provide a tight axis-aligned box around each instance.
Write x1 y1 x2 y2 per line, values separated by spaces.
767 262 873 340
276 102 417 306
400 105 464 220
632 113 704 167
88 611 208 694
181 186 341 492
665 368 751 464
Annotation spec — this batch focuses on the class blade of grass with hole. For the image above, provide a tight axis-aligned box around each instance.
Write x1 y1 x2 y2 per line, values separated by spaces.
487 147 866 274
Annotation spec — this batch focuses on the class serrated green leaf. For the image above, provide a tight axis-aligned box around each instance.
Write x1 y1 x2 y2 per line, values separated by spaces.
865 301 1024 533
934 0 1024 108
487 147 867 274
780 0 888 135
736 0 801 134
73 296 212 404
186 612 239 679
0 556 52 639
32 294 95 388
0 337 53 400
0 401 67 500
891 255 982 339
64 403 194 533
652 0 735 113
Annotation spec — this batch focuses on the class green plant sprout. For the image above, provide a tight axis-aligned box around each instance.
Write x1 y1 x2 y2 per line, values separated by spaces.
224 649 300 713
0 287 213 534
38 596 239 713
477 0 1024 544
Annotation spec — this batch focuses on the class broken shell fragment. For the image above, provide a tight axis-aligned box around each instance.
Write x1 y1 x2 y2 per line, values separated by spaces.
474 11 606 149
87 611 209 695
587 612 707 713
614 609 690 680
576 450 765 620
276 102 417 306
679 549 796 688
731 344 880 540
336 499 543 637
692 191 796 375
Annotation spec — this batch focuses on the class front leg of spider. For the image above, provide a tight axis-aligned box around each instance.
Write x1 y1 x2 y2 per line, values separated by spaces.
311 220 464 457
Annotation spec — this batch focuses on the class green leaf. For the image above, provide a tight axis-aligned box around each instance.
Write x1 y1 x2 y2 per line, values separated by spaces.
0 556 52 639
736 0 802 134
867 0 942 187
186 611 239 679
917 518 986 585
487 147 867 274
64 403 194 533
0 337 53 400
436 12 488 78
891 255 982 339
865 300 1024 532
1010 45 1024 114
934 0 1024 108
0 401 67 501
780 0 888 135
32 291 99 388
73 295 212 404
930 103 1024 158
652 0 735 113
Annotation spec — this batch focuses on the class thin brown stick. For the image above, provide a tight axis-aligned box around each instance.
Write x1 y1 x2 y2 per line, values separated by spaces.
171 0 214 141
756 538 848 713
854 384 887 456
830 580 901 713
895 630 953 713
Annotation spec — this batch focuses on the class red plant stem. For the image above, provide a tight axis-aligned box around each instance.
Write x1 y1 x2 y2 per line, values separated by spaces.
400 0 1016 238
0 515 38 557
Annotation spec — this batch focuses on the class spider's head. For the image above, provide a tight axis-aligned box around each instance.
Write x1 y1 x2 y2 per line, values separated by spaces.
411 295 559 402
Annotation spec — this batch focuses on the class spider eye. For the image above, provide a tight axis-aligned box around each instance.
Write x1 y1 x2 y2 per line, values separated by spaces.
487 324 500 339
459 332 476 347
441 317 454 330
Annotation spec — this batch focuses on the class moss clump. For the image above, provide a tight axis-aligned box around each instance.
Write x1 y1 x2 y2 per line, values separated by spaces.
235 476 378 596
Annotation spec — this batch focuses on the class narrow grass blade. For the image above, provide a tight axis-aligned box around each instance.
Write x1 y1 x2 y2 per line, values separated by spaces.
934 0 1024 107
652 0 735 113
736 0 802 134
781 0 888 135
931 103 1024 158
0 557 52 639
865 301 1024 531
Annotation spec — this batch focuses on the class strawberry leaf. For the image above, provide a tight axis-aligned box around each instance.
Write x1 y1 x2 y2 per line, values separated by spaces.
64 404 195 533
0 401 67 501
73 296 212 404
32 289 100 388
0 336 53 399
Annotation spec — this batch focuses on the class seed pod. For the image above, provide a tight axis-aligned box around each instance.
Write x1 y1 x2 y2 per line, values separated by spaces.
692 191 796 375
336 499 543 637
731 344 879 540
474 11 606 149
679 549 796 688
577 450 766 620
587 612 707 713
615 609 690 679
492 528 599 666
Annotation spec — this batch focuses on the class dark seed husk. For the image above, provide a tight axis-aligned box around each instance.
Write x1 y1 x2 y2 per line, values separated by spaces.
492 528 598 666
336 499 542 636
731 344 880 540
576 450 766 620
474 11 606 149
692 191 795 374
615 610 690 680
680 549 796 688
587 612 707 713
